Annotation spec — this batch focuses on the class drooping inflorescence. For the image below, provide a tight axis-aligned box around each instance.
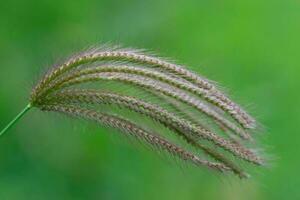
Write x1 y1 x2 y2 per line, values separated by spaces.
1 46 265 178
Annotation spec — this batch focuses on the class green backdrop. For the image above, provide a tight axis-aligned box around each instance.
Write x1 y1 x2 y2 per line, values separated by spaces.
0 0 299 199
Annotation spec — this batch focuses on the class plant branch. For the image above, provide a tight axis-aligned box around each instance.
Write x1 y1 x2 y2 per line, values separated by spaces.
0 104 32 137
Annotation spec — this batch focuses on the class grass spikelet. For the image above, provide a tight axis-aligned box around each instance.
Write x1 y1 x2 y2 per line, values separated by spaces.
1 45 265 178
32 48 256 129
44 89 261 165
44 89 249 178
41 104 230 173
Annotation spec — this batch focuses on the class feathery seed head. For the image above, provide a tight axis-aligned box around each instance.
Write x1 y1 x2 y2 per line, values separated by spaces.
13 46 265 178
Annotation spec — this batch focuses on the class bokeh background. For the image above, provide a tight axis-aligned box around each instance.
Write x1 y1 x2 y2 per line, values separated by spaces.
0 0 299 199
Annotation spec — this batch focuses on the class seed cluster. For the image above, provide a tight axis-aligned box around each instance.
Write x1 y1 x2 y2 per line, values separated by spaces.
31 47 264 178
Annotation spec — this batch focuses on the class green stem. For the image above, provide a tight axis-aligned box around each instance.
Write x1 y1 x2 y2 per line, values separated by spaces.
0 104 32 137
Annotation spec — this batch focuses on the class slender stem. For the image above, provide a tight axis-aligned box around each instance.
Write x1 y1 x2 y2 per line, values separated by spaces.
0 104 32 137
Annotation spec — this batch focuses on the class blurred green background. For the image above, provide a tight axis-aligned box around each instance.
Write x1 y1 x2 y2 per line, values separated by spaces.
0 0 299 199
